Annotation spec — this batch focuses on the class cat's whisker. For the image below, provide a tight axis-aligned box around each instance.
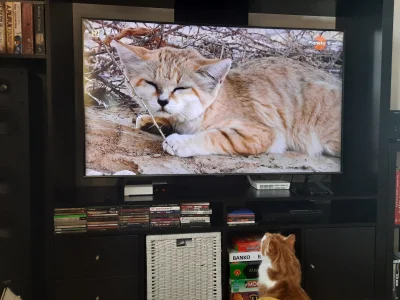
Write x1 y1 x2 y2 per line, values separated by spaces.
180 109 192 119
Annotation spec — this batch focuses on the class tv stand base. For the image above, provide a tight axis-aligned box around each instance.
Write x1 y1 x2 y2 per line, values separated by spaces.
296 175 333 196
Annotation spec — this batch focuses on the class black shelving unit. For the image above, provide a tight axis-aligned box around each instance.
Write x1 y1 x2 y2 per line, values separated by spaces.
0 0 396 299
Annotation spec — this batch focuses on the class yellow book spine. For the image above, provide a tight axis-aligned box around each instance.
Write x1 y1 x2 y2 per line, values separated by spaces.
5 1 13 53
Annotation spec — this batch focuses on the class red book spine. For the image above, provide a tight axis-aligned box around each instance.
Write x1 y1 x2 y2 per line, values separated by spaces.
395 170 400 225
22 3 33 54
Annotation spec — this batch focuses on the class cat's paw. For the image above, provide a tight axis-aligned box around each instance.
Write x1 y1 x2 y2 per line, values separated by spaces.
163 134 196 157
135 114 153 129
136 115 174 136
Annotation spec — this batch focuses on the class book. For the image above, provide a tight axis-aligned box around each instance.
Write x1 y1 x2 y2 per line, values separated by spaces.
181 210 212 215
0 3 5 53
55 207 86 211
150 205 180 212
396 261 400 300
396 170 400 225
150 217 180 222
181 203 210 211
33 3 45 54
5 2 13 53
54 217 87 221
150 221 180 228
228 249 262 262
180 222 211 228
54 220 87 227
120 224 149 230
54 214 87 219
150 210 180 215
55 225 87 229
13 2 21 54
394 260 399 300
228 209 254 216
227 221 256 226
87 206 119 212
55 228 87 234
21 2 33 54
54 208 85 214
180 216 210 223
227 218 255 222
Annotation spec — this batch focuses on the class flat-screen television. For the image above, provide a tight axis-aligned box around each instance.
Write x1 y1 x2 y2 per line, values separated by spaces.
82 19 344 176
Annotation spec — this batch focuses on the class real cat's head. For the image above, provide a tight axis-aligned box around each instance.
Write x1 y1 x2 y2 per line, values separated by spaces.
261 233 299 273
111 40 232 122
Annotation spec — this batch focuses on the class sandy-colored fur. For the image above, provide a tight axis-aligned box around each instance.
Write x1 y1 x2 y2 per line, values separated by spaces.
112 40 341 158
259 233 310 300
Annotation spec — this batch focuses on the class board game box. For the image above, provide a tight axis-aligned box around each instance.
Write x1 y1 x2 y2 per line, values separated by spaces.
228 249 262 262
232 236 262 252
230 292 259 300
229 279 259 293
230 261 261 279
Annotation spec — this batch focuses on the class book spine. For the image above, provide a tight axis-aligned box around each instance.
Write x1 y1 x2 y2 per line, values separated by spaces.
180 216 210 223
396 262 400 300
150 206 180 212
181 205 210 210
0 2 5 53
181 210 212 215
180 223 210 228
33 3 44 54
396 170 400 225
5 2 13 53
21 2 33 54
394 261 397 300
13 2 21 54
228 221 256 225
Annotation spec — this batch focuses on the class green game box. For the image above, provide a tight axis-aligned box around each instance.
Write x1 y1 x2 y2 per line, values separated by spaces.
229 279 259 293
230 261 261 279
230 292 259 300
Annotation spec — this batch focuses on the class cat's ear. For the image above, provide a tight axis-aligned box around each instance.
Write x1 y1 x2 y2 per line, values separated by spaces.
285 234 296 248
111 40 149 74
196 58 232 88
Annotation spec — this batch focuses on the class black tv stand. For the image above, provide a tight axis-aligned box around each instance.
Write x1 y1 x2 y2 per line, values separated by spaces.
296 175 334 196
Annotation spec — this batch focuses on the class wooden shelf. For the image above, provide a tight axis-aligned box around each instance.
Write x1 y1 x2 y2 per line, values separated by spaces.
53 222 377 238
0 53 47 59
54 225 225 237
121 187 377 205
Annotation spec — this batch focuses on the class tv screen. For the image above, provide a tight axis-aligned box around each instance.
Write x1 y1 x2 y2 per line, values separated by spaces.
82 19 344 176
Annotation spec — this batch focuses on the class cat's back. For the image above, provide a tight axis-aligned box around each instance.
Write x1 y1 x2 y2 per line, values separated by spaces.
230 56 341 87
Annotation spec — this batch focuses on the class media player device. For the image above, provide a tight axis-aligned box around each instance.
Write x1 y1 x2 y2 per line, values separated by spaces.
247 176 291 190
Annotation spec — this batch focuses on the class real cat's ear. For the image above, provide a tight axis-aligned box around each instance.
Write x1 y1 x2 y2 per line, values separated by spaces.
285 234 296 248
196 58 232 88
111 40 149 74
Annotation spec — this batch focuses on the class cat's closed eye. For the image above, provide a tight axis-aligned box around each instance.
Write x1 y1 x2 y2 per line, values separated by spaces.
173 87 189 92
145 80 158 90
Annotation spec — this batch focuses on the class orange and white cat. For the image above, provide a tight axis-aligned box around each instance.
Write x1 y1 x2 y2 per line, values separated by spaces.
111 40 341 158
259 233 310 300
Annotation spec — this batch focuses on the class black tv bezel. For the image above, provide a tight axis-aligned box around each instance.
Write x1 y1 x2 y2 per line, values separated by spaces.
74 6 345 179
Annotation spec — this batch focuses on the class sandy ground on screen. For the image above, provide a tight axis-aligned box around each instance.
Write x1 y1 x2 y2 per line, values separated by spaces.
85 107 340 176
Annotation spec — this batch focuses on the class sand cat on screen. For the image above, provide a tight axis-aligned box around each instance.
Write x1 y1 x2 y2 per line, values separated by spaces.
259 233 310 300
112 40 341 158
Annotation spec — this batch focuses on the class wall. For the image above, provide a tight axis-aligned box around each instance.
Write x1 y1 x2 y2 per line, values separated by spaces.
392 0 400 109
